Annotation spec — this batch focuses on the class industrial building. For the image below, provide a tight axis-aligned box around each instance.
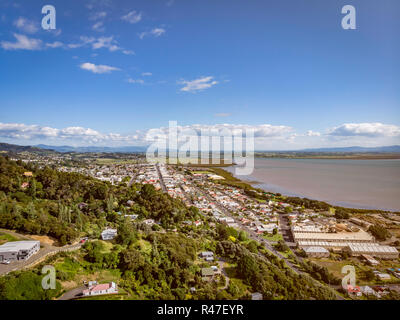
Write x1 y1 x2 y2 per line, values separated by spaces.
345 243 399 259
293 230 374 244
294 230 375 251
0 241 40 262
303 246 330 258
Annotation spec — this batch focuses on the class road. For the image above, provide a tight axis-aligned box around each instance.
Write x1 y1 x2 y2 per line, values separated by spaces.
217 258 230 290
58 286 86 300
155 163 167 192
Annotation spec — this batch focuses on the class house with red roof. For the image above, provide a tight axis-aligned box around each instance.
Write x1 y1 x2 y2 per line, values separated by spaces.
347 285 362 297
82 282 118 297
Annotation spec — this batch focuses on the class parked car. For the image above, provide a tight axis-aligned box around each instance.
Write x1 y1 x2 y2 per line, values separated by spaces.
80 237 88 244
1 260 10 265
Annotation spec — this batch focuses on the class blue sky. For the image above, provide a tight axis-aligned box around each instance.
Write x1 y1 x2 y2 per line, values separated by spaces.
0 0 399 149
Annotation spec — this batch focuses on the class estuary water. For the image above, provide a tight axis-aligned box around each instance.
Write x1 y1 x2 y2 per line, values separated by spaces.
226 158 400 211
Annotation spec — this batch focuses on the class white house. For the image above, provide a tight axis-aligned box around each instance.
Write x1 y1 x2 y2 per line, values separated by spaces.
101 228 117 240
199 251 214 262
82 282 118 296
143 219 155 226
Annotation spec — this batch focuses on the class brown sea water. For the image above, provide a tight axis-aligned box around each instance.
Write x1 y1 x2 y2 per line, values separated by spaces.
226 158 400 211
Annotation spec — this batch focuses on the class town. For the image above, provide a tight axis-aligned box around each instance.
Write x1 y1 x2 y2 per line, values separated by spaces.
1 151 400 300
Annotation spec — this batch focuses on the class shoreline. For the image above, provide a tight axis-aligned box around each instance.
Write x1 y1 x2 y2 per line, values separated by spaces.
220 164 400 213
254 154 400 160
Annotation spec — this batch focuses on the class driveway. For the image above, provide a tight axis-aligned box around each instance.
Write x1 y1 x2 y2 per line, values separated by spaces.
217 259 230 290
58 286 86 300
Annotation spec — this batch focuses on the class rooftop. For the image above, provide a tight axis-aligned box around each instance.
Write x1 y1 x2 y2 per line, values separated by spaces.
294 230 373 242
0 241 40 253
348 243 399 254
303 246 329 253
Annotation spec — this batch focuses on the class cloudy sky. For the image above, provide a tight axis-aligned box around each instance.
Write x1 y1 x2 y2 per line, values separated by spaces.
0 0 399 150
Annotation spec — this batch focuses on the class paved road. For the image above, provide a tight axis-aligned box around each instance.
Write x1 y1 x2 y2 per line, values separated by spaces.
58 286 86 300
0 229 83 276
156 164 167 192
217 258 230 290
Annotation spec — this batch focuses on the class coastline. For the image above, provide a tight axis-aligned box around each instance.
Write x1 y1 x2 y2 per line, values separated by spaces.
221 161 400 213
254 154 400 160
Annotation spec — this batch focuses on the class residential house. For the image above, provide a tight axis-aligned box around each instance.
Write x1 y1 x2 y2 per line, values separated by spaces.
347 285 362 297
143 219 155 226
201 268 215 282
82 282 118 296
101 228 117 241
251 292 263 300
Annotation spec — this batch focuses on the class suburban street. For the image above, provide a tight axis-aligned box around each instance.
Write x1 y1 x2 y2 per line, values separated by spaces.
183 181 345 300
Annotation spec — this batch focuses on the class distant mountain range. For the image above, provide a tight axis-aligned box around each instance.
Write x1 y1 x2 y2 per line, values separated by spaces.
0 142 54 154
35 144 147 153
0 142 399 154
296 145 400 153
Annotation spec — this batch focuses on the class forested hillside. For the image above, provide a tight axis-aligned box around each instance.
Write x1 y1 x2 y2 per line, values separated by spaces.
0 156 198 245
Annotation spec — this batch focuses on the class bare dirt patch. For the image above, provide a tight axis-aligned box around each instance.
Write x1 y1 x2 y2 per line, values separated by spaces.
30 235 57 246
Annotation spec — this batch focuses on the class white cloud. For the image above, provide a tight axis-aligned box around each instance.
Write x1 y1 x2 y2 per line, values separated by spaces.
49 29 62 37
92 36 121 51
121 11 142 24
67 36 95 49
92 36 112 49
46 41 64 48
1 33 42 50
90 11 107 21
139 27 166 39
179 76 218 93
328 123 400 137
92 21 105 32
141 72 152 76
147 124 292 140
0 122 292 146
123 50 135 55
0 123 58 140
127 78 144 84
2 121 399 150
0 122 139 144
80 62 120 74
13 17 39 34
66 35 133 54
306 130 321 137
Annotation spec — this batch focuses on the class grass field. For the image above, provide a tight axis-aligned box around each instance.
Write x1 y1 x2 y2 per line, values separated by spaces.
262 233 283 242
309 257 400 285
96 158 138 165
0 232 20 245
192 171 214 174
